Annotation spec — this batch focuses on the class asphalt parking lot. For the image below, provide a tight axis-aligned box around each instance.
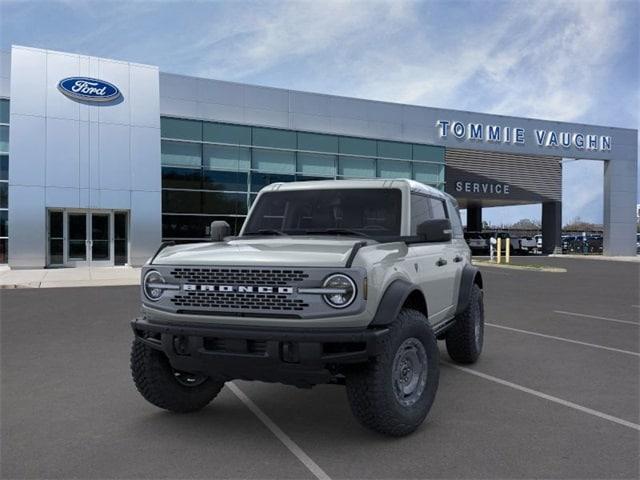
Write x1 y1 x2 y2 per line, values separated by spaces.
1 257 639 479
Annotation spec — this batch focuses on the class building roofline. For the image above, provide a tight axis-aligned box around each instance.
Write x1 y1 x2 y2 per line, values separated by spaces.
159 71 637 135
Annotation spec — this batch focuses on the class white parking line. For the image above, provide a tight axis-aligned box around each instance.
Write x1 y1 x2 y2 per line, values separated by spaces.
228 382 331 480
554 310 639 326
486 323 640 357
445 363 640 431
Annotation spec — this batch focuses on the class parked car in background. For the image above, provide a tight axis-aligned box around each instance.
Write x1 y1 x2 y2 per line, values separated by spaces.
564 234 603 254
492 232 524 254
562 235 575 253
464 231 488 254
518 236 537 254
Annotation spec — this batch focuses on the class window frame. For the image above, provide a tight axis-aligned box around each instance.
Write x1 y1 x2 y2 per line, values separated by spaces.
407 192 452 245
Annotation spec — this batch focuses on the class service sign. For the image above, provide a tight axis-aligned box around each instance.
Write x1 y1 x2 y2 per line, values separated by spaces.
444 165 550 202
58 77 121 102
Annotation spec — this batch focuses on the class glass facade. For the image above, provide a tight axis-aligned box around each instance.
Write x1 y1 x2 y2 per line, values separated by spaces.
0 99 8 263
160 117 445 242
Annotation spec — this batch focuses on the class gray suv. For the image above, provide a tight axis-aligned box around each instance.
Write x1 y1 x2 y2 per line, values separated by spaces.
130 179 484 436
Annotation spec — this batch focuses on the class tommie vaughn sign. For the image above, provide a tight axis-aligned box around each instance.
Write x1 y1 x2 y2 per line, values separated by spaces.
58 77 121 102
436 120 612 152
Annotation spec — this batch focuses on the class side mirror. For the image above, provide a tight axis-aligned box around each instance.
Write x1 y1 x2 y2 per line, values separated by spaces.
416 219 452 242
210 221 231 241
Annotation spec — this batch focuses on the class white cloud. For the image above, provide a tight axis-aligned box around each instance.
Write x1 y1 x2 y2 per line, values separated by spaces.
2 0 634 224
192 1 419 81
182 0 630 129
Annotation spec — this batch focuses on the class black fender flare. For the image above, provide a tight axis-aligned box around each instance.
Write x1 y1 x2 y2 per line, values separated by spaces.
455 264 483 316
369 279 422 326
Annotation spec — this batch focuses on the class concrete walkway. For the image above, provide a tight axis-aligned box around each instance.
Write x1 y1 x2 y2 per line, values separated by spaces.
549 254 640 263
0 266 141 289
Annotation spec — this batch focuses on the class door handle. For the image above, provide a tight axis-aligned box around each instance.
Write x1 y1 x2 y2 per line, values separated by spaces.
453 256 463 263
436 258 447 267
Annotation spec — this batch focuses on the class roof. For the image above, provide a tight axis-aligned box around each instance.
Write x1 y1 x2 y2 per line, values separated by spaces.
261 178 449 199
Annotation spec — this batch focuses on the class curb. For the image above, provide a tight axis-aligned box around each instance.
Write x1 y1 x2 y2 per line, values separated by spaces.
473 261 567 273
0 280 140 289
549 254 639 263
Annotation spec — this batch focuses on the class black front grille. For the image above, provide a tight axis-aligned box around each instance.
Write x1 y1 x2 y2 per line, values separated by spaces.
170 267 309 286
170 291 309 312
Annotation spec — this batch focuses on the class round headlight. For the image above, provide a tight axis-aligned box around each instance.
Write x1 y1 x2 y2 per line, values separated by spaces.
322 274 356 309
143 270 165 301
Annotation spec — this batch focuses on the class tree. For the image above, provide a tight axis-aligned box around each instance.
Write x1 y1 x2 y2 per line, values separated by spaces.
510 218 540 230
563 216 602 232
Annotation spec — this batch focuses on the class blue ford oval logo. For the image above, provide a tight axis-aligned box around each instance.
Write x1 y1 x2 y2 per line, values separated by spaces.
58 77 121 102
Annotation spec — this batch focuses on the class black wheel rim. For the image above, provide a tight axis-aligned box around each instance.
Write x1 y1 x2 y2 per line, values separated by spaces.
173 370 208 387
392 337 428 407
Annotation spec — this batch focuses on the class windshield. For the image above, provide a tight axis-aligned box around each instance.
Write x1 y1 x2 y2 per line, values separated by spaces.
242 188 402 240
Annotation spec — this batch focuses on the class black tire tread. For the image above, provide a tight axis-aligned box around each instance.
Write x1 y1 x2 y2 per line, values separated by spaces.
346 309 439 436
445 284 483 364
131 340 224 413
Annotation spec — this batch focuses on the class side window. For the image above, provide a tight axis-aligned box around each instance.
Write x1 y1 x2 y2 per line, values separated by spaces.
428 198 448 220
410 194 430 235
446 199 464 238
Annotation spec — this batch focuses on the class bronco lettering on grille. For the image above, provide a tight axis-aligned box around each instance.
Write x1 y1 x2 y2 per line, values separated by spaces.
182 285 295 294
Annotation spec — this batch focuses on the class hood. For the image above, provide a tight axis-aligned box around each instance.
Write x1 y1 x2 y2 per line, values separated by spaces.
152 237 369 267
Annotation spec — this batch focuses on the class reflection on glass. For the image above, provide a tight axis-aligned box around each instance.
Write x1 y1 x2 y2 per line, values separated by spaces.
0 239 6 263
162 167 202 189
68 214 86 260
68 241 86 259
49 211 63 238
91 214 110 261
159 118 448 236
48 211 64 265
203 145 250 171
161 141 201 167
49 239 63 265
202 170 247 192
92 240 109 260
0 126 8 154
162 215 243 239
0 210 7 237
162 190 202 214
0 155 8 181
0 183 7 209
114 213 128 265
250 172 295 192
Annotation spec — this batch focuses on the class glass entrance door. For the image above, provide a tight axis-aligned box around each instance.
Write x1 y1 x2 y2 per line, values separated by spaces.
90 213 111 265
67 213 88 266
48 210 129 267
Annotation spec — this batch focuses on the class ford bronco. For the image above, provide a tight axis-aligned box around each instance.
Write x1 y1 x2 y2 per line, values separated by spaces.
130 179 484 436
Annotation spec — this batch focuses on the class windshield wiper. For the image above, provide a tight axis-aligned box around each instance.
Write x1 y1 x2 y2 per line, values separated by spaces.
304 228 371 238
243 229 288 237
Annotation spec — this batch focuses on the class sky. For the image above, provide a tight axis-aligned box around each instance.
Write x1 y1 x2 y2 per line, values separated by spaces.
1 0 638 226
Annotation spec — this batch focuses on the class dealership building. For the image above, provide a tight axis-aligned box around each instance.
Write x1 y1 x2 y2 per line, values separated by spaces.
0 45 637 268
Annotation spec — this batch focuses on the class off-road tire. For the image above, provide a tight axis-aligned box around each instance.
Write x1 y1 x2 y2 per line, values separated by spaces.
131 340 224 413
445 283 484 364
345 309 439 436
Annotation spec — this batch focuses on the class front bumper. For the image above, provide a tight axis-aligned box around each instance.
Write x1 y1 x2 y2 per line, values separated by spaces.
131 317 389 387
